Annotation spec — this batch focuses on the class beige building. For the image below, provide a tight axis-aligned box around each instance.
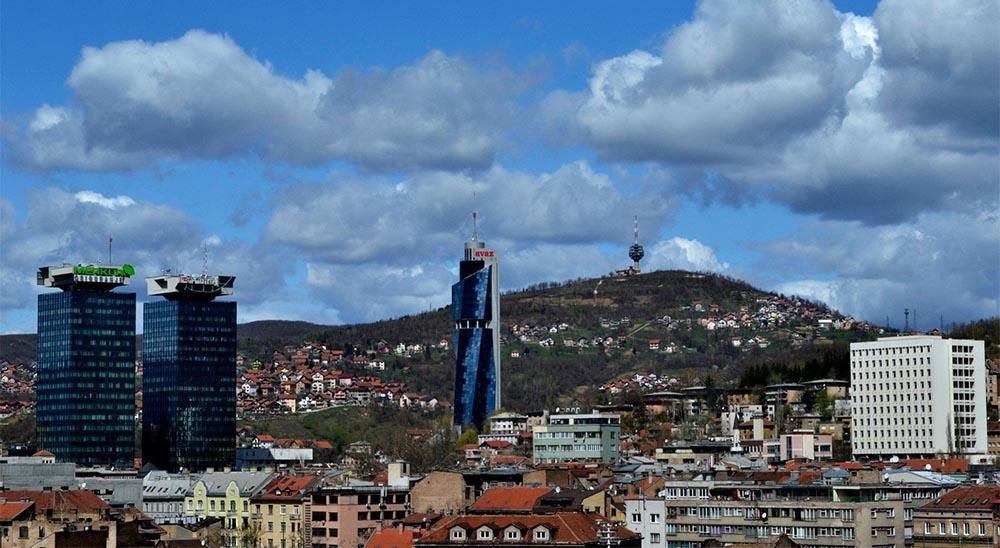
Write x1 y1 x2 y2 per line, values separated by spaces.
0 490 120 548
184 471 274 547
250 474 321 548
911 485 999 547
310 483 410 548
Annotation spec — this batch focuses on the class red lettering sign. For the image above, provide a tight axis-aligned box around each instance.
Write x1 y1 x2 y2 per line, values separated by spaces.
475 250 495 257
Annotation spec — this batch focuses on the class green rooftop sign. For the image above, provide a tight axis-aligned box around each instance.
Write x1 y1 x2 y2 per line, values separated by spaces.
73 264 135 277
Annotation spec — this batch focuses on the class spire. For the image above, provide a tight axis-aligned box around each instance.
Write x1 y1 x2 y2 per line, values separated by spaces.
633 215 639 245
472 210 479 242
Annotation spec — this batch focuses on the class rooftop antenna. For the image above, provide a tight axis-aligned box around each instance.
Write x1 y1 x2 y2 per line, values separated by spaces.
471 210 479 242
904 308 910 333
108 235 113 265
201 242 209 278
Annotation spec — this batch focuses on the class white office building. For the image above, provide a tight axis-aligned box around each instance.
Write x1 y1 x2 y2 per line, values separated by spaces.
850 335 986 459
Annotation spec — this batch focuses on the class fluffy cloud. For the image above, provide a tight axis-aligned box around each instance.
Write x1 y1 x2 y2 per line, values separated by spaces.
875 0 999 138
564 0 861 164
0 189 284 330
5 30 516 172
264 161 676 265
305 262 455 322
549 0 998 224
767 210 999 324
645 237 729 273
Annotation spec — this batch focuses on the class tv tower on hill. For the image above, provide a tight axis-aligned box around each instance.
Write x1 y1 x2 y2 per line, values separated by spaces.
629 215 645 274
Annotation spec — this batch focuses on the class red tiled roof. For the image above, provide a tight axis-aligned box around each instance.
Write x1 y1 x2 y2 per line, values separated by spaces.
920 486 1000 512
367 528 415 548
0 501 33 521
898 458 968 474
481 440 513 449
416 512 639 544
2 490 110 513
471 487 553 512
252 475 320 501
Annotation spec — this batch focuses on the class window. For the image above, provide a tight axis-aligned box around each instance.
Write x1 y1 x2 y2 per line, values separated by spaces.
450 528 466 540
478 528 493 540
650 533 661 544
505 529 520 540
631 513 641 523
963 522 970 535
650 513 660 523
951 522 958 535
534 528 550 540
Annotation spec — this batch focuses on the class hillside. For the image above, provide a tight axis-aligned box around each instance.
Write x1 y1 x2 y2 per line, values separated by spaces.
292 270 876 411
0 270 879 413
0 320 331 365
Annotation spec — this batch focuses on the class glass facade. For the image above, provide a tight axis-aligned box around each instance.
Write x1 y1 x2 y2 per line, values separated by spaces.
452 264 497 429
143 300 237 471
36 290 136 468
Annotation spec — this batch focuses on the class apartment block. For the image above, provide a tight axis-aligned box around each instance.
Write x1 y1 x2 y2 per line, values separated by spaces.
626 496 905 548
532 412 620 464
850 335 987 459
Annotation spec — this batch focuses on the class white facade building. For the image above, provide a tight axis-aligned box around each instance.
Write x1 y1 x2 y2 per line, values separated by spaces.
850 335 986 459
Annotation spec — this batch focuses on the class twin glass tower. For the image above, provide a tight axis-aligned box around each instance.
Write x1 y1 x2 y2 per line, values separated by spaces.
452 213 501 431
36 263 235 471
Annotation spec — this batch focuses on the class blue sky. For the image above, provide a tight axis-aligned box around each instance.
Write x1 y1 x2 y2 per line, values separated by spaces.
1 0 996 333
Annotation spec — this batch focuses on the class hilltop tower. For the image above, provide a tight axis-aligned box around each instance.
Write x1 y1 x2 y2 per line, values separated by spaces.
629 215 645 274
36 263 137 468
452 211 501 430
143 272 237 471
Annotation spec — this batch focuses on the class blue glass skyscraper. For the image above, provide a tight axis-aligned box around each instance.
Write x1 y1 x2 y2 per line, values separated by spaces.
36 263 137 468
452 214 501 430
143 273 236 472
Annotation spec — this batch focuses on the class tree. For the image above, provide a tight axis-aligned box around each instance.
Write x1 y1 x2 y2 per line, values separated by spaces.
456 427 479 447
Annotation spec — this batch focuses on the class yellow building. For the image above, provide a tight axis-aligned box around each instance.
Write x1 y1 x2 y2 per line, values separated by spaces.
250 474 321 548
184 471 274 547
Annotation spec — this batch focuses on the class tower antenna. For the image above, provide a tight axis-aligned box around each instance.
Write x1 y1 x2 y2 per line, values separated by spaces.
472 210 479 241
628 215 645 274
201 242 209 278
904 308 910 332
108 235 113 264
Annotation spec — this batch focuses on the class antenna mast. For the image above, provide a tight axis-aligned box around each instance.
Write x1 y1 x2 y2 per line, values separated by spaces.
472 210 479 241
633 215 639 244
904 308 910 332
108 235 113 264
201 243 209 279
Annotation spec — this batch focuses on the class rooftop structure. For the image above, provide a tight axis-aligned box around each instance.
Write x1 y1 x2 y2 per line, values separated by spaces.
146 273 235 300
37 262 134 291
